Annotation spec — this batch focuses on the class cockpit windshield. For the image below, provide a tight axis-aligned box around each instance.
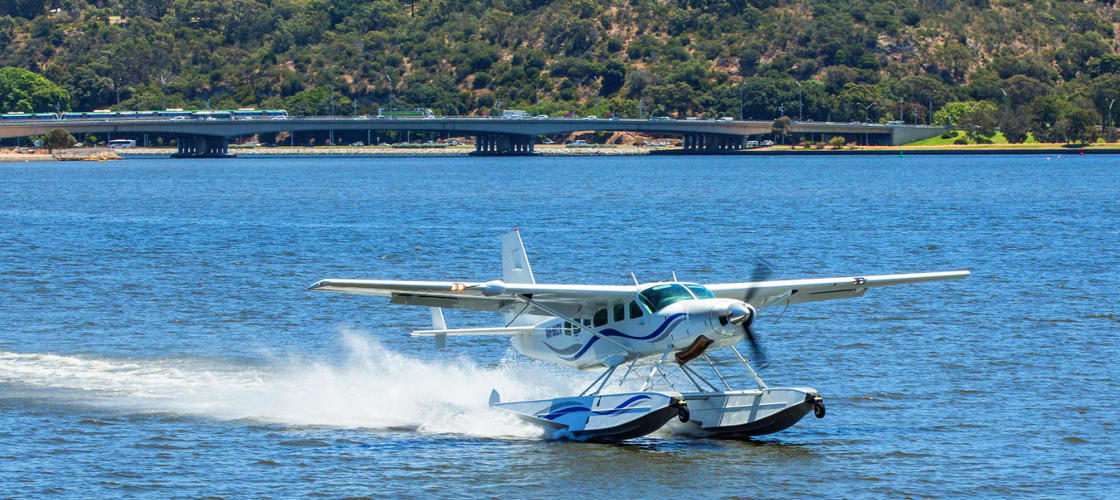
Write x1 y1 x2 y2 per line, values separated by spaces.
685 284 716 299
639 284 695 312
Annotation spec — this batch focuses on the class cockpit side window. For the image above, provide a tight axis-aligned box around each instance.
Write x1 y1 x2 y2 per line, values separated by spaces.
685 284 716 299
629 300 644 319
638 284 695 312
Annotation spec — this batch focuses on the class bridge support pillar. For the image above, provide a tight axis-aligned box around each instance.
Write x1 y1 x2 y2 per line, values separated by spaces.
171 135 234 158
674 134 745 154
471 134 536 156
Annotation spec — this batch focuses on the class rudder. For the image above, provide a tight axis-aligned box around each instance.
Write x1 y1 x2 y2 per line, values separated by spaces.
501 229 535 285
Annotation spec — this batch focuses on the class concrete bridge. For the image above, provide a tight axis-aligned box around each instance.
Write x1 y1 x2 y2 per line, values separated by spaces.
0 117 946 156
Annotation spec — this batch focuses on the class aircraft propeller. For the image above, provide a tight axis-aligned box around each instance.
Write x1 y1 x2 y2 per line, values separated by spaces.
739 261 772 369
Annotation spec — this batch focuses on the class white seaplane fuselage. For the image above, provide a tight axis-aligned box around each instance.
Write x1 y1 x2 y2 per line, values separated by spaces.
512 289 750 370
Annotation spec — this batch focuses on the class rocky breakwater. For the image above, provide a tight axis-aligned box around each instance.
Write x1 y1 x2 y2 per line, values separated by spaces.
52 148 123 161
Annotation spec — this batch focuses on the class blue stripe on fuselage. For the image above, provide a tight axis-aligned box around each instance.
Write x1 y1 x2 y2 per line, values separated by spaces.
556 313 686 362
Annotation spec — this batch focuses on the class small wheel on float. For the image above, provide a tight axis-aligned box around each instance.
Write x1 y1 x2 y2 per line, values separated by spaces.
677 405 690 423
813 402 826 419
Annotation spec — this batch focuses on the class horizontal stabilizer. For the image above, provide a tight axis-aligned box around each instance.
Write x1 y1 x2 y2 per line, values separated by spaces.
411 326 536 337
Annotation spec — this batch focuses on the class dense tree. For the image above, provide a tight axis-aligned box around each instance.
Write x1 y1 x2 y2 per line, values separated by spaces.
771 116 792 143
0 66 69 112
996 106 1034 144
1031 94 1072 143
44 127 76 152
957 107 997 142
932 101 996 127
1063 108 1101 145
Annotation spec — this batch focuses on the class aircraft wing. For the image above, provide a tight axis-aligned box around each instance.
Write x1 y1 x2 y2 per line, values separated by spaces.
705 270 971 309
308 279 636 316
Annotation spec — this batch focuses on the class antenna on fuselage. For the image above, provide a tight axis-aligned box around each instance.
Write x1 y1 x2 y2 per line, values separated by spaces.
630 272 639 285
672 271 678 282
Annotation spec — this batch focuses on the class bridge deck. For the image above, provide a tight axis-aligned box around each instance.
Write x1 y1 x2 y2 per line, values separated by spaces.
0 117 945 147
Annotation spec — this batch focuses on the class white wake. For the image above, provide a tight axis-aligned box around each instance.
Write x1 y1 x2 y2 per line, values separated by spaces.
0 329 589 439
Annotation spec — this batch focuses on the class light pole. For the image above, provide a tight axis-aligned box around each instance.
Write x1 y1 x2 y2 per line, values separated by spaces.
383 74 393 119
861 103 874 145
739 83 745 120
964 102 979 142
328 94 335 145
158 74 174 110
1106 98 1115 138
794 80 803 122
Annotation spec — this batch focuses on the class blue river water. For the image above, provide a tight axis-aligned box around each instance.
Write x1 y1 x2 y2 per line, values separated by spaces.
0 154 1116 497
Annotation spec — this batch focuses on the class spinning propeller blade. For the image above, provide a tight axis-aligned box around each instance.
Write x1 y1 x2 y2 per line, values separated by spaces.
741 261 773 369
742 260 773 306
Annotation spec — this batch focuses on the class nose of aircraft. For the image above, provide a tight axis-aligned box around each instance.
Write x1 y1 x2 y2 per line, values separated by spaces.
726 302 754 326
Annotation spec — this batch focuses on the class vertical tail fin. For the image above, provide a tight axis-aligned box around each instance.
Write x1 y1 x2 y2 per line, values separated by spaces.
501 229 535 285
501 230 539 327
430 307 447 349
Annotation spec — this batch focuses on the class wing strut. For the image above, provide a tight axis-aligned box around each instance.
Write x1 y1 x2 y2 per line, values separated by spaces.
513 294 635 357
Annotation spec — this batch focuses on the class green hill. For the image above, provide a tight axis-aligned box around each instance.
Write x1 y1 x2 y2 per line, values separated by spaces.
2 0 1118 143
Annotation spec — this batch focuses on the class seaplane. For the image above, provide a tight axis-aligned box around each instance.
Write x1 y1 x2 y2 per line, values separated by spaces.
309 230 969 441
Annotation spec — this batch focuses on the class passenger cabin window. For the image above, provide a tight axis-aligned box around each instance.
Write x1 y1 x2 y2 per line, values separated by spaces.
613 303 625 322
685 284 716 299
629 300 644 319
639 284 695 312
593 308 607 327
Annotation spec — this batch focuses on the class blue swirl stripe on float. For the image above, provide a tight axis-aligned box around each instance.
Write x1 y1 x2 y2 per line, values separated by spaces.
542 395 652 421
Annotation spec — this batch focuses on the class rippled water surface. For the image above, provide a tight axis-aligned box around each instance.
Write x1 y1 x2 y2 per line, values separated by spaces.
1 155 1117 497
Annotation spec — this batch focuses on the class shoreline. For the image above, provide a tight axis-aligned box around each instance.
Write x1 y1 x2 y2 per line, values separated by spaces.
121 143 1120 157
7 143 1120 161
